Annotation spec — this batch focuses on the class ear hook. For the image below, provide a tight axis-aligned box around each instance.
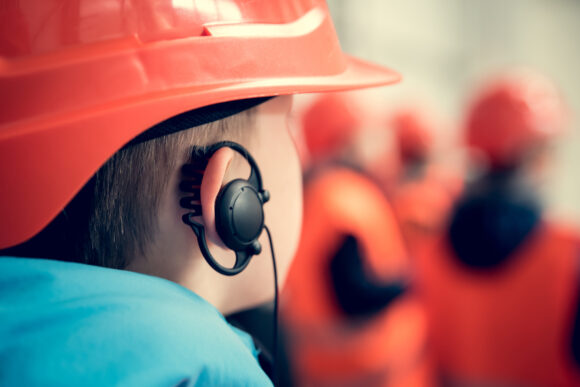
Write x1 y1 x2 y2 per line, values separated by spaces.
179 157 207 217
182 213 255 276
180 141 268 276
205 141 270 202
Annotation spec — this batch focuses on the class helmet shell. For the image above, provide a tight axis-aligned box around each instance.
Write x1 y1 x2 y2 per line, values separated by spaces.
301 93 365 161
465 70 567 168
390 108 435 165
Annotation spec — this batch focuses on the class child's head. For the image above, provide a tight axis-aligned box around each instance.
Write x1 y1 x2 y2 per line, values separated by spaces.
131 95 304 313
464 69 568 184
0 0 400 313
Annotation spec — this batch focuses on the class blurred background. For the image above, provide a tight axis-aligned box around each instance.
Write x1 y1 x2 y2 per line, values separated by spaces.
238 2 580 386
235 2 580 386
321 0 580 226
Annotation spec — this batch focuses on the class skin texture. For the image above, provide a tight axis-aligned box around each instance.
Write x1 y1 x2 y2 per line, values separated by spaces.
128 96 302 315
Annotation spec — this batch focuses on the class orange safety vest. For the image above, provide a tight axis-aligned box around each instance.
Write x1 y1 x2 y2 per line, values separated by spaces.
390 164 463 257
282 167 431 387
416 221 580 386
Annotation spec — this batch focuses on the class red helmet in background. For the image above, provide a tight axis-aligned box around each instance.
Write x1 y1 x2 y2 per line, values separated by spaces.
301 92 365 162
0 0 400 249
465 70 568 168
390 108 435 165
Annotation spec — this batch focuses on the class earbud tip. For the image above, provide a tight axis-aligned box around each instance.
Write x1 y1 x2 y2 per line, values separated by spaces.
260 190 270 203
250 240 262 255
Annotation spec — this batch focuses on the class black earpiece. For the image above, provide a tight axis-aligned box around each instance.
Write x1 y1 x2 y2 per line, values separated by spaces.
180 141 270 276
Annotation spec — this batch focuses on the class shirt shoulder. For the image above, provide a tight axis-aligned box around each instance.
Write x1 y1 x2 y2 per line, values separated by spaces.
0 257 272 386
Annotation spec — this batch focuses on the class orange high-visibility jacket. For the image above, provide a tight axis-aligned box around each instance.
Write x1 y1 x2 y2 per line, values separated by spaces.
417 221 580 386
282 167 430 386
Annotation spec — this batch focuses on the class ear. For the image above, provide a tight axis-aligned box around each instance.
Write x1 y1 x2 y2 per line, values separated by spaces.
200 146 234 248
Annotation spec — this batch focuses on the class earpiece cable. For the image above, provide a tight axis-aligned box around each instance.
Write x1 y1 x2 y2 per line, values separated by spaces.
264 225 278 386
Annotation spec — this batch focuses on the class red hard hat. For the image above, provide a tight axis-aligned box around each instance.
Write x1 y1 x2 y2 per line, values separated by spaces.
0 0 400 249
390 108 435 164
301 92 364 161
465 70 567 168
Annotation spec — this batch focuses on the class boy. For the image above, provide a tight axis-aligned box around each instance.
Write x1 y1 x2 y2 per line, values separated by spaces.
0 0 400 385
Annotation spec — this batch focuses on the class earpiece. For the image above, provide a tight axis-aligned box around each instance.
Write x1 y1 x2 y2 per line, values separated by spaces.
180 141 270 276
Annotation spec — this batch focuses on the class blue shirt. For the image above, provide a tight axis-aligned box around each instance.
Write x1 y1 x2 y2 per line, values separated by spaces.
0 257 273 386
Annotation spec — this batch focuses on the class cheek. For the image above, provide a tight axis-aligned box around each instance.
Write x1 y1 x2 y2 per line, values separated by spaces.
261 130 303 285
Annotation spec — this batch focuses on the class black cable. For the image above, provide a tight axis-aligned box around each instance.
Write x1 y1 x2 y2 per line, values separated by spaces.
264 225 279 386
